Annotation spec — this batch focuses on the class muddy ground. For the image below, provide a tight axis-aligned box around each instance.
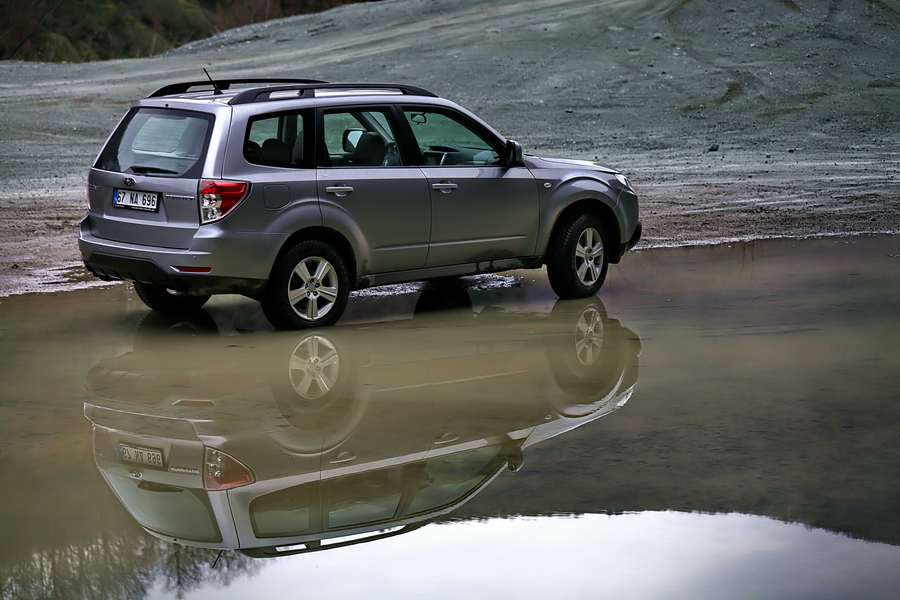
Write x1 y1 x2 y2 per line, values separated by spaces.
0 0 898 296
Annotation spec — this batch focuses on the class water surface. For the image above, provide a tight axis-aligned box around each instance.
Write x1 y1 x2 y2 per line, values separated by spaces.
0 235 898 599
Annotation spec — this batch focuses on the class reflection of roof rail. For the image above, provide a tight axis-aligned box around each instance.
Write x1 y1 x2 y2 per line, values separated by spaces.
239 522 430 558
147 80 439 104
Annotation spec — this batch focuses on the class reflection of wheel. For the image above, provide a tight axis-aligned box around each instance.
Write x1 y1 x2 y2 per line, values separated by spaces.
546 298 623 412
134 282 210 313
573 303 605 368
262 241 350 329
272 331 364 453
288 334 340 400
546 214 609 299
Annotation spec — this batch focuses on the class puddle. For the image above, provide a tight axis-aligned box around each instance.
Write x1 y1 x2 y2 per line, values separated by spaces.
1 235 899 599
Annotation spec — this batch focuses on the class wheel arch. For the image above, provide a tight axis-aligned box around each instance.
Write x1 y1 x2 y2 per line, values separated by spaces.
545 197 623 265
270 226 357 288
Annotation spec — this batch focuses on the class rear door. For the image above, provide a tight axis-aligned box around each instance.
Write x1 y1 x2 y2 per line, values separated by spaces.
316 107 431 275
88 107 216 249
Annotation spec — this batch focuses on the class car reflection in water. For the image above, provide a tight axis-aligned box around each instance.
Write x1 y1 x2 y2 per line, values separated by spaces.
84 286 640 558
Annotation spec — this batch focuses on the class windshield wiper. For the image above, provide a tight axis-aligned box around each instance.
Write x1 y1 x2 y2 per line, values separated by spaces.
128 165 179 175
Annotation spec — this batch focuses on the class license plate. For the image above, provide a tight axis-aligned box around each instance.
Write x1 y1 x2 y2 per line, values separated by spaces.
112 189 159 212
118 443 164 468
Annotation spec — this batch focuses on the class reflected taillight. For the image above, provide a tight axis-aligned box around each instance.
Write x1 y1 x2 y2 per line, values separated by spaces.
203 447 254 490
199 180 249 223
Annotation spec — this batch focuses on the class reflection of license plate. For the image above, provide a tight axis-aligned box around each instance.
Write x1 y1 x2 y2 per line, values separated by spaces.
112 189 159 211
118 443 164 468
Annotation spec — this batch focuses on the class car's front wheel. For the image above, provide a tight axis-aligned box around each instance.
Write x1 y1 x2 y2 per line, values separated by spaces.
546 214 609 299
133 282 210 313
262 241 350 329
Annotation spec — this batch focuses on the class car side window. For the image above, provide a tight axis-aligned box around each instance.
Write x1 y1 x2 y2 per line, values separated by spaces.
320 109 404 167
403 109 503 166
245 111 309 168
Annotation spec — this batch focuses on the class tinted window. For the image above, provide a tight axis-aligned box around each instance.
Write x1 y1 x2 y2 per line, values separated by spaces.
250 481 317 538
406 446 501 515
403 109 502 166
107 474 221 543
96 107 213 177
326 467 404 529
245 111 309 168
320 109 404 167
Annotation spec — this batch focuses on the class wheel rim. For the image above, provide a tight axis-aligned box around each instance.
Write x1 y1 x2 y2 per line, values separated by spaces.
288 334 340 399
575 227 604 286
574 306 604 366
287 256 340 321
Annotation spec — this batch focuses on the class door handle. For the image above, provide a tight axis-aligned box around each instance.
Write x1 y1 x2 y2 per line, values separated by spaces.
325 185 354 196
434 432 460 445
431 182 458 193
328 451 357 464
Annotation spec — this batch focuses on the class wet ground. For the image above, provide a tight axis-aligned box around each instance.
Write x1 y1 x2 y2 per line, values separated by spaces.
1 234 899 599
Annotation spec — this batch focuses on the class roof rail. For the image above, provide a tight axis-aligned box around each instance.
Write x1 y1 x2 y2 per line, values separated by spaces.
228 82 439 105
147 78 328 98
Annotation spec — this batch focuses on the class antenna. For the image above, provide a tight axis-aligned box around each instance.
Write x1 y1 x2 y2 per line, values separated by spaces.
203 68 223 95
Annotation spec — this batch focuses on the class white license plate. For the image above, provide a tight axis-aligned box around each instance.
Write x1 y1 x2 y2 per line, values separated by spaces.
118 443 164 468
113 189 159 212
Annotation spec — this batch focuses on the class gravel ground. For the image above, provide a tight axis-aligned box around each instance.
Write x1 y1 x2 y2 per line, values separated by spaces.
1 0 898 296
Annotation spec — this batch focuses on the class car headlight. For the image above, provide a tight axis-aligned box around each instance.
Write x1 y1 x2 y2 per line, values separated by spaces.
614 172 633 191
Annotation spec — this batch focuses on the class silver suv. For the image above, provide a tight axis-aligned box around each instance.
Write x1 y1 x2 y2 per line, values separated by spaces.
79 78 641 328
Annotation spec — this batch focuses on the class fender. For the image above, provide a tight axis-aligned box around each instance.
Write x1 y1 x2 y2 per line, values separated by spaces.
536 175 622 257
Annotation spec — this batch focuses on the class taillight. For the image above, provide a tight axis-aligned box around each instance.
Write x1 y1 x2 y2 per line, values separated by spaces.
203 447 254 490
199 180 249 223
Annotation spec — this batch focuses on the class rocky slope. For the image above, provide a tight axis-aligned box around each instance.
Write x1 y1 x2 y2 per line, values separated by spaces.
1 0 898 295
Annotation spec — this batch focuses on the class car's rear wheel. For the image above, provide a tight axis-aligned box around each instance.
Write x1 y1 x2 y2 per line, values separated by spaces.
262 241 350 329
133 282 210 313
546 214 609 299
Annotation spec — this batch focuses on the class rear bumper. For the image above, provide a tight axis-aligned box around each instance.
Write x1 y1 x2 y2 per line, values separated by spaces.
82 252 266 295
79 217 271 295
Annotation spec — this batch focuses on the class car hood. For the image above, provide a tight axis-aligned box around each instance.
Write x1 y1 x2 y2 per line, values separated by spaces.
523 155 621 175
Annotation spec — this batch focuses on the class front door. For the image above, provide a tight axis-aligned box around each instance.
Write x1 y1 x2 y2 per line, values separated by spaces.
401 108 539 268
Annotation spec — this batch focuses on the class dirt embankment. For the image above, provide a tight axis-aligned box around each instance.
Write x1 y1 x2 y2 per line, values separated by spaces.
1 0 898 296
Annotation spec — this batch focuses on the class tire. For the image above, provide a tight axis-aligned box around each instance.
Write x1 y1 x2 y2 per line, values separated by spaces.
133 282 210 313
546 298 624 415
261 241 350 329
546 214 609 299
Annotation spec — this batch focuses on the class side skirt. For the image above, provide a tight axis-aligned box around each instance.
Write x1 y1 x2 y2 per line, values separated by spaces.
355 256 543 290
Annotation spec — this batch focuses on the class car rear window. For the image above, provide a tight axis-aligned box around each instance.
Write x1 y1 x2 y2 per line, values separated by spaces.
107 473 222 543
96 107 214 178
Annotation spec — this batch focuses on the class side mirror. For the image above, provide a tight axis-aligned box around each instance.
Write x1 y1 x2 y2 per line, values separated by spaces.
505 446 524 472
506 139 524 166
342 129 364 152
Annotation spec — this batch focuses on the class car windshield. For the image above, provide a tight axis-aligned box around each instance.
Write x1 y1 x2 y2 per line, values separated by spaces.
95 107 214 178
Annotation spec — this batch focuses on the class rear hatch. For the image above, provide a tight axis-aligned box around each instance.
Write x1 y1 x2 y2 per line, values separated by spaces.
87 107 217 250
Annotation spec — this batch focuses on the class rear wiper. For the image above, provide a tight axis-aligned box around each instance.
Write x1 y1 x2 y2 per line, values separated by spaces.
128 165 179 175
137 481 183 493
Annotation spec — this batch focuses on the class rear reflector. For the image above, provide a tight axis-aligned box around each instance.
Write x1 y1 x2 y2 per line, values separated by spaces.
173 266 212 273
